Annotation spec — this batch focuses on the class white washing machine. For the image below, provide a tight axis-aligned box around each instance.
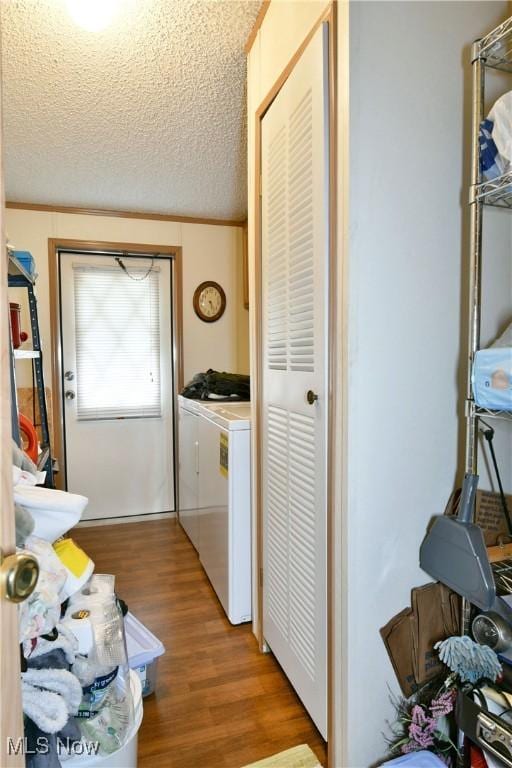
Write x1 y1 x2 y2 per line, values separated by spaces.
177 397 202 550
178 396 251 624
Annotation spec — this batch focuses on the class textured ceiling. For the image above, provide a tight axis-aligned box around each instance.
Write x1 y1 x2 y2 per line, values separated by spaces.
1 0 261 220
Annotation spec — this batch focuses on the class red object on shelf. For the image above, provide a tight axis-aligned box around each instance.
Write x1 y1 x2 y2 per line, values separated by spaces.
18 413 38 463
9 302 28 349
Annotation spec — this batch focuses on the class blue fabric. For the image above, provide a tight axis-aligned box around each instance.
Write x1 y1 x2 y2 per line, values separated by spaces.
382 752 446 767
480 119 502 180
472 347 512 411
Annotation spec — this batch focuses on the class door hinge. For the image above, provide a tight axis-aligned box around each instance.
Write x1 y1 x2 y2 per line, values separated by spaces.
259 566 264 588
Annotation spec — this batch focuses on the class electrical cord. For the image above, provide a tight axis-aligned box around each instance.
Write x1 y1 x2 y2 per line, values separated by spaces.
115 255 154 281
480 419 512 536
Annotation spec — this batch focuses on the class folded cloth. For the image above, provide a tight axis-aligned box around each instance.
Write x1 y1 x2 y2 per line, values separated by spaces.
13 486 88 542
22 670 84 766
53 539 95 601
19 536 67 642
22 668 83 714
22 680 69 734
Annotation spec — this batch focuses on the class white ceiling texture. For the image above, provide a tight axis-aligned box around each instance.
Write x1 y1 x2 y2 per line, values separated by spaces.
1 0 261 220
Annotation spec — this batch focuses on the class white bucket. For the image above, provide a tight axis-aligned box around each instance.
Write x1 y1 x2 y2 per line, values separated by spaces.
64 670 143 768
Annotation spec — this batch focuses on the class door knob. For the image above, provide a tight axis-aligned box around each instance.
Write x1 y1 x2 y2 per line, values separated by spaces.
65 390 76 400
64 371 74 381
306 390 319 405
0 552 39 603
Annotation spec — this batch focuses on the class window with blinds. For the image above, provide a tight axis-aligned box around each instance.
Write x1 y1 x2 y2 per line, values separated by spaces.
73 263 162 420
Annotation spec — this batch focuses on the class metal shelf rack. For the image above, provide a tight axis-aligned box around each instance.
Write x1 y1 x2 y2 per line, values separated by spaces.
476 170 512 207
478 16 512 73
455 17 512 766
474 405 512 424
8 250 54 487
465 25 512 476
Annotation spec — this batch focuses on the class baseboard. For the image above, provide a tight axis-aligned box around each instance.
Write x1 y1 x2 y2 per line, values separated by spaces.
76 510 177 528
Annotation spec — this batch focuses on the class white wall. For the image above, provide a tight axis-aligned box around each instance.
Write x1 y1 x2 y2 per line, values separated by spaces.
7 209 249 388
347 2 509 765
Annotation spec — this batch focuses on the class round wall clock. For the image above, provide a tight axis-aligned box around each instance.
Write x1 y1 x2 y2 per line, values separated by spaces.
193 281 226 323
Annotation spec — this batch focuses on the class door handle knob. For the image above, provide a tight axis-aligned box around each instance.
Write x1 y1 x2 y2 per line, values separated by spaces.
65 390 76 400
0 552 39 603
306 390 319 405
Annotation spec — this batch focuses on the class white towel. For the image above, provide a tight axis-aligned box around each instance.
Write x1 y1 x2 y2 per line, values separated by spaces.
22 668 82 714
13 485 88 542
22 681 69 734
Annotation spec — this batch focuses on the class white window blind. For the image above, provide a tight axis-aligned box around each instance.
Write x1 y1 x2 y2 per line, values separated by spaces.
73 263 162 420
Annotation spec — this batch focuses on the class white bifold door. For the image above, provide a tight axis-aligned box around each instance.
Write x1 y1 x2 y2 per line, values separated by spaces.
60 252 175 521
261 25 329 738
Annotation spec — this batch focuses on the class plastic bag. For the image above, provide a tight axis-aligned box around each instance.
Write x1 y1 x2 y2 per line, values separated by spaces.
70 575 134 755
75 663 133 755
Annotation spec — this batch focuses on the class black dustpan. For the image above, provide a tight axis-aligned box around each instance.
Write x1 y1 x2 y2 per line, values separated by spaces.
419 473 496 611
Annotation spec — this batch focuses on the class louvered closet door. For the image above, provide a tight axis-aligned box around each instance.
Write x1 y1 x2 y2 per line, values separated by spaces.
261 24 329 739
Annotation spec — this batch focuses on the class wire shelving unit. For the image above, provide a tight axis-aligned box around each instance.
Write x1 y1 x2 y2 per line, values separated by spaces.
8 250 54 486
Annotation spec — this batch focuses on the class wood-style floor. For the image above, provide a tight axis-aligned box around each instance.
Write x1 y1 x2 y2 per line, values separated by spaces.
74 518 326 768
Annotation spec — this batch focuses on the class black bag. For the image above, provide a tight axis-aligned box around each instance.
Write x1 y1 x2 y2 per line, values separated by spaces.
181 369 250 401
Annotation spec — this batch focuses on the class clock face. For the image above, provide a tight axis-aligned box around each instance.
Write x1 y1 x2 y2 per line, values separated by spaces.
199 285 222 317
193 281 226 322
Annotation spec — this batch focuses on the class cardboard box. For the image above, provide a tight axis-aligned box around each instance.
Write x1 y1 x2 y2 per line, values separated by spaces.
445 488 512 546
380 583 460 697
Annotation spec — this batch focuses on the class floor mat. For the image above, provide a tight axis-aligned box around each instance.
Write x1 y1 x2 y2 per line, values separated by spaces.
241 744 322 768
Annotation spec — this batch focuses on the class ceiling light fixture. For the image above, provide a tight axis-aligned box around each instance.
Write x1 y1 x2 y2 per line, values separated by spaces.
66 0 123 32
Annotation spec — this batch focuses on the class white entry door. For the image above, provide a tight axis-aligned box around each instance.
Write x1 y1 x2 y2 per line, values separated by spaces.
261 25 329 738
60 252 175 521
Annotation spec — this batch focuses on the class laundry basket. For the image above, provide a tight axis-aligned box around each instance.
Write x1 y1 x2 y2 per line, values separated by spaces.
65 670 143 768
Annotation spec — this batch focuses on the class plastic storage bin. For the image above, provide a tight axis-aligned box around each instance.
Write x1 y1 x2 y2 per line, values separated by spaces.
65 670 143 768
12 250 36 276
125 612 165 697
472 347 512 411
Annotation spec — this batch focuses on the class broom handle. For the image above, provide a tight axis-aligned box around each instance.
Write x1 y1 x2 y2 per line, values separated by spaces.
458 473 479 523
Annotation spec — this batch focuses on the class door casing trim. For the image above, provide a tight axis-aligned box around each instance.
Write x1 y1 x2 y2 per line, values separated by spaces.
48 238 183 495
